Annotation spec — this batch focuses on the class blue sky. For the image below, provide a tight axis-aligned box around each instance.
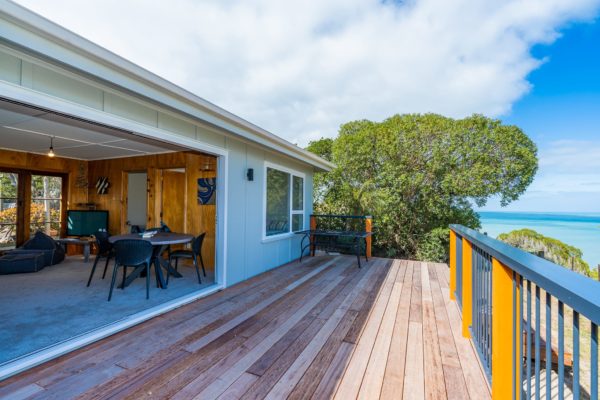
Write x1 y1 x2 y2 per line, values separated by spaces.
508 21 600 143
483 19 600 212
15 0 600 213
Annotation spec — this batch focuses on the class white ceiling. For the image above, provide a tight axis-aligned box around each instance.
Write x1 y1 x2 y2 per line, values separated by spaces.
0 100 186 160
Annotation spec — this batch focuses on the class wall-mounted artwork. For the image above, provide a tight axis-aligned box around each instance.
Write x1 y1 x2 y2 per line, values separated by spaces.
96 176 110 194
197 178 216 205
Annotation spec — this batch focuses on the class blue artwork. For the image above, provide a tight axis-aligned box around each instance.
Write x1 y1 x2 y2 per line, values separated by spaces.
197 178 216 205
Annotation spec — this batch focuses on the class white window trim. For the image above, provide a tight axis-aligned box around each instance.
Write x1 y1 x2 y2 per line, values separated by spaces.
262 161 306 242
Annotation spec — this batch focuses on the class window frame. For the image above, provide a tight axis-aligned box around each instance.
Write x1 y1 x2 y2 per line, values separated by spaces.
0 168 67 247
0 171 19 250
262 161 306 242
30 174 63 239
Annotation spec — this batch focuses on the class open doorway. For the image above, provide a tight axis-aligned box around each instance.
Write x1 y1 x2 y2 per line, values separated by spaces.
125 171 148 232
0 99 223 370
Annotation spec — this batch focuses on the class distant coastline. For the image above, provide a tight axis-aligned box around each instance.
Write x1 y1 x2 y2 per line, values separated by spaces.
478 211 600 269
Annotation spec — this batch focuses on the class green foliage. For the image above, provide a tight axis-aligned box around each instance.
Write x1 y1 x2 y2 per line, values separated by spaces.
415 227 450 263
498 229 596 278
307 113 538 259
0 174 62 246
0 173 18 198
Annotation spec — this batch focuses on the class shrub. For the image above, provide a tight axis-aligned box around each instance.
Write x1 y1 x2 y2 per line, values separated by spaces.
415 227 450 263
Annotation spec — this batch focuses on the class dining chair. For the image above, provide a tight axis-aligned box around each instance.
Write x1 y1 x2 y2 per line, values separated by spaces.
108 239 154 301
86 229 114 287
168 232 206 285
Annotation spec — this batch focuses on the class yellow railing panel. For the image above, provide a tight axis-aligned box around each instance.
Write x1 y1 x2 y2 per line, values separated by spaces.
365 217 372 259
449 230 456 300
491 258 519 400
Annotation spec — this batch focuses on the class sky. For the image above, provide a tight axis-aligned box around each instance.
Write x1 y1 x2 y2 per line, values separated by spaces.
14 0 600 212
483 18 600 212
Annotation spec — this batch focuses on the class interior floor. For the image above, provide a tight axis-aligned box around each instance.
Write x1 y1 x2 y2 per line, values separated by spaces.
0 255 216 365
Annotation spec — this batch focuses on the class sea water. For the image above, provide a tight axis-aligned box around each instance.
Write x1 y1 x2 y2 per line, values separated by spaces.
478 211 600 268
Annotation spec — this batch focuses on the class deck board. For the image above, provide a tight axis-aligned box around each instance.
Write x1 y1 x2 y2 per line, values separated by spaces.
0 255 490 399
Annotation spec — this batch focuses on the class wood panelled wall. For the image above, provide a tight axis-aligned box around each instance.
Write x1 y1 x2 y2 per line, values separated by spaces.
0 149 216 268
185 153 216 270
88 152 216 268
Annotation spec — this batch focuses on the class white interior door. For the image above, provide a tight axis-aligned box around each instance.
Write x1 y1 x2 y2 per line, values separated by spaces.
126 172 147 229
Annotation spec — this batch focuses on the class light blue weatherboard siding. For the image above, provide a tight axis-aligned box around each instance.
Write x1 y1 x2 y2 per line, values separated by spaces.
225 136 313 285
0 46 315 287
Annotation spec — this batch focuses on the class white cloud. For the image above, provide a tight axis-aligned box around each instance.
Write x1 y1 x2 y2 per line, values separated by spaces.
539 140 600 172
480 140 600 211
533 140 600 194
14 0 600 146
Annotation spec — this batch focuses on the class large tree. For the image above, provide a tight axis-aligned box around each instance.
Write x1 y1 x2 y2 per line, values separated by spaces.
307 113 538 259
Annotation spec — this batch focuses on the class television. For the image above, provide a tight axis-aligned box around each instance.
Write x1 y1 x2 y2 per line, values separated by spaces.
66 210 109 236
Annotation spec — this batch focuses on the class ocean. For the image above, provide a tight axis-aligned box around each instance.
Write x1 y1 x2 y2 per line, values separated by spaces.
478 211 600 268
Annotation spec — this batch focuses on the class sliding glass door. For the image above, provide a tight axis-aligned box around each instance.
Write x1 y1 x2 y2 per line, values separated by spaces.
0 171 65 249
0 172 18 249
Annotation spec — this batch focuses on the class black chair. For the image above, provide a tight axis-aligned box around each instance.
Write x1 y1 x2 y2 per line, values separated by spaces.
168 233 206 284
86 230 114 287
160 222 171 232
146 223 171 233
108 239 154 301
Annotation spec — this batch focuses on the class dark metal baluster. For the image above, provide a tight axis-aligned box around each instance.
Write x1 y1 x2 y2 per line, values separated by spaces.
482 251 487 366
558 301 564 400
545 293 552 400
480 251 484 362
573 311 579 400
592 322 598 400
535 285 541 400
527 281 532 399
475 250 480 352
482 251 486 365
481 250 485 365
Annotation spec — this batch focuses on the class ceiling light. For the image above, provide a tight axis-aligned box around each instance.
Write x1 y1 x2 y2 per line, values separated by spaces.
48 137 55 158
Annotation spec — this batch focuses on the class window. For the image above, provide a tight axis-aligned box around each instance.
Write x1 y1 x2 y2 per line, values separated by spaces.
292 176 304 231
265 164 305 237
0 172 18 249
30 175 62 238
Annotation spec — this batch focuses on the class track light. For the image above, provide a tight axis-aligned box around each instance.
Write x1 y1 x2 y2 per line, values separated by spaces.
48 136 55 158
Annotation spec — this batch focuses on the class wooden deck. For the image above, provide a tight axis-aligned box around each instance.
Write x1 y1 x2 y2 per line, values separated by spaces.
0 255 490 399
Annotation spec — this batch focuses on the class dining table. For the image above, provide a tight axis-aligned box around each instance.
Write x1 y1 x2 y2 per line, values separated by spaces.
108 232 194 289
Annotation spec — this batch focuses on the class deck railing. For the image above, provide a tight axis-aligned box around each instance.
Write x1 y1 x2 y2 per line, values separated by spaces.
449 224 600 400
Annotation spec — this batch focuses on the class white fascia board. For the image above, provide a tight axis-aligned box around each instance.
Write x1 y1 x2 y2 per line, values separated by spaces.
0 0 335 172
